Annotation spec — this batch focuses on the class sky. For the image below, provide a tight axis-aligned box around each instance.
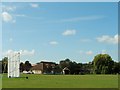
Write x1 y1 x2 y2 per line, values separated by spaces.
1 2 118 64
2 0 120 2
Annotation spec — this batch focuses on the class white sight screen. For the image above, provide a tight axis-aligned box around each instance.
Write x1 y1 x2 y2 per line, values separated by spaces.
8 53 20 78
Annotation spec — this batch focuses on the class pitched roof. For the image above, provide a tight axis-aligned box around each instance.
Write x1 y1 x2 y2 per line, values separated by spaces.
63 67 70 71
31 64 43 70
40 61 56 64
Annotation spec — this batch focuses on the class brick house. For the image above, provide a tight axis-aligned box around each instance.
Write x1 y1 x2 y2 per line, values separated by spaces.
31 61 56 74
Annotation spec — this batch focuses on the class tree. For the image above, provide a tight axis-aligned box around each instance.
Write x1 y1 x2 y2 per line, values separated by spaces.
19 61 32 72
93 54 114 74
20 62 25 72
80 62 93 74
24 61 32 71
112 61 120 74
59 59 71 69
59 59 81 74
2 57 8 73
54 64 62 74
0 61 2 73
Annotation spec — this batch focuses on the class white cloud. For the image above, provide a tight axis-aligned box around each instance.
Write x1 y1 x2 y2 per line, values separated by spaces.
30 3 39 8
2 12 40 23
1 5 27 23
14 14 42 20
14 14 26 17
49 15 105 23
1 4 41 23
1 5 16 23
61 16 105 22
3 49 35 57
20 49 35 56
96 34 119 44
2 12 13 22
49 41 58 45
2 5 16 12
86 50 93 55
2 50 17 57
62 30 76 36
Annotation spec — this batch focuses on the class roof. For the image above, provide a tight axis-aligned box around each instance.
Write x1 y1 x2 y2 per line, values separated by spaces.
32 64 37 67
31 64 43 70
63 67 70 71
40 61 56 64
31 61 56 70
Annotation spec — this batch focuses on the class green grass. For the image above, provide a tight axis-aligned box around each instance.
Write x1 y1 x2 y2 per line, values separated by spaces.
0 74 2 89
2 74 118 88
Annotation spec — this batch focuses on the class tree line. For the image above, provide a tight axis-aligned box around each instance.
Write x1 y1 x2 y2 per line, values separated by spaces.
0 54 120 74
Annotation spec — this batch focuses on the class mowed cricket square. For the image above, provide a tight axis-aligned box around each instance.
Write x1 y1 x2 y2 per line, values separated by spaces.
0 2 119 89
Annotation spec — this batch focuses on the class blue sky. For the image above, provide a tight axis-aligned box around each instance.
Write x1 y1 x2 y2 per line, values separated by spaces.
2 2 118 64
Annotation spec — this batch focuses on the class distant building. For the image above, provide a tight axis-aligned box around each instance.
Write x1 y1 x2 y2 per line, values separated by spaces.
62 67 70 74
31 61 56 74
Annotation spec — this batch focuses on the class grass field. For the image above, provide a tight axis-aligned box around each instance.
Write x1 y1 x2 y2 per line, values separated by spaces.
0 74 2 89
2 74 118 88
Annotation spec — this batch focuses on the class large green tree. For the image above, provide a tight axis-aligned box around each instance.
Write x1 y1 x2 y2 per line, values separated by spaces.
20 62 25 72
93 54 114 74
20 61 32 72
112 61 120 74
24 61 32 71
2 57 8 73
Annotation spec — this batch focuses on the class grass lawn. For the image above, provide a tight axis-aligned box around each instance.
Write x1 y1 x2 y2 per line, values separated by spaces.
2 74 118 88
0 74 2 89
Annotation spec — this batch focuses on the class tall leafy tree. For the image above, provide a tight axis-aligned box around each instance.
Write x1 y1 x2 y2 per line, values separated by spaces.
2 57 8 73
93 54 114 74
59 59 71 69
112 61 120 74
20 62 25 72
24 61 32 71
